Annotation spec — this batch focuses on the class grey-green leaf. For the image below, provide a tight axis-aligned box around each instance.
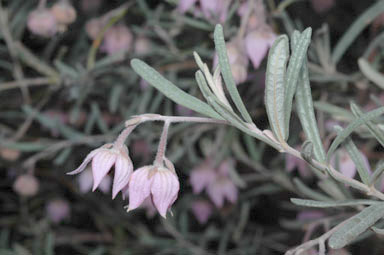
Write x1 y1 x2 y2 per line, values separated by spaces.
329 203 384 249
284 27 312 139
213 24 253 123
291 198 380 208
344 136 371 185
265 35 289 141
130 59 222 120
358 58 384 90
327 106 384 161
295 61 326 162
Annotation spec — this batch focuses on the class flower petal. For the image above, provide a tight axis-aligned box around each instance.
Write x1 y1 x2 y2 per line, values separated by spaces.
191 200 213 224
92 150 117 191
112 148 133 199
189 163 216 194
77 169 93 193
67 147 103 175
245 31 270 69
127 166 153 211
221 179 238 204
177 0 197 13
206 181 225 208
151 168 180 218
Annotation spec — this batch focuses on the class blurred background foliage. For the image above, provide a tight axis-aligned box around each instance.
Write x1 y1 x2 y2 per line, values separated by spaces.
1 0 384 254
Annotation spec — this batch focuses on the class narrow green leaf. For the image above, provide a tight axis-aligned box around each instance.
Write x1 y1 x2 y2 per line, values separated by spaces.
109 85 123 113
213 24 253 123
371 226 384 235
284 28 312 139
329 203 384 249
351 102 384 148
293 178 331 201
295 61 326 162
332 0 384 64
314 101 355 121
130 59 222 120
327 107 384 161
265 35 289 141
358 58 384 90
369 161 384 186
344 137 371 185
291 198 380 208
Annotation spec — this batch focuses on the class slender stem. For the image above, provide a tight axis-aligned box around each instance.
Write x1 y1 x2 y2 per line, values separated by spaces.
154 121 170 166
125 114 230 126
113 124 137 149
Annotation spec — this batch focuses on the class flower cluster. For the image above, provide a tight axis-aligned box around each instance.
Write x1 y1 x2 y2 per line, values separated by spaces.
68 121 180 218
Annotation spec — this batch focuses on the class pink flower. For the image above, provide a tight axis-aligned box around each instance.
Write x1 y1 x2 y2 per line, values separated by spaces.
189 160 216 194
191 200 213 224
46 199 70 223
330 149 371 179
67 143 133 199
177 0 228 23
285 152 312 179
127 165 180 218
245 27 276 69
77 167 112 194
27 8 58 37
311 0 335 13
13 174 39 197
207 176 238 208
101 24 133 55
134 36 152 55
50 0 77 27
85 18 104 39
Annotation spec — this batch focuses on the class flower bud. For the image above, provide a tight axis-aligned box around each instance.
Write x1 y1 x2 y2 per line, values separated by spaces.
101 25 133 55
13 174 39 197
46 199 70 223
51 0 77 26
27 8 58 37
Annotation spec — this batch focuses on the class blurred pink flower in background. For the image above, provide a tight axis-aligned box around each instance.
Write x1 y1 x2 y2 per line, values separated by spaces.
296 210 325 221
330 149 371 179
77 167 112 194
85 18 104 39
134 36 152 55
51 0 77 31
46 199 70 223
101 24 133 55
311 0 335 13
13 174 39 197
245 27 276 69
67 143 133 198
127 165 180 218
191 199 213 224
27 8 58 37
285 150 312 179
177 0 229 23
190 158 238 208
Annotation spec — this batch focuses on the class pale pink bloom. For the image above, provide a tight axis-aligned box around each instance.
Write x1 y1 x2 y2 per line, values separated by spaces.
189 160 216 194
51 0 77 26
85 18 104 39
46 199 70 223
13 174 39 197
77 167 111 194
296 210 325 221
127 165 180 218
311 0 335 13
101 25 133 55
177 0 228 23
177 0 197 13
207 176 238 208
134 36 152 55
245 26 276 69
191 200 213 224
330 149 371 179
285 152 312 179
27 8 57 37
67 143 133 199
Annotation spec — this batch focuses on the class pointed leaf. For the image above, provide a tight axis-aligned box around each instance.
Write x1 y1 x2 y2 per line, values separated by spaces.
344 136 371 185
130 59 222 120
213 24 253 123
265 35 289 141
329 203 384 249
291 198 380 208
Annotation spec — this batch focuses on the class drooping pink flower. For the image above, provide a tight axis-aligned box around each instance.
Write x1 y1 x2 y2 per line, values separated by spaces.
245 26 276 69
67 143 133 199
191 199 213 224
207 176 238 208
285 152 312 179
177 0 228 23
50 0 77 29
311 0 335 14
330 149 371 179
27 8 58 37
46 199 70 223
85 18 104 39
189 160 216 194
101 24 133 55
77 167 112 194
127 165 180 218
237 1 267 31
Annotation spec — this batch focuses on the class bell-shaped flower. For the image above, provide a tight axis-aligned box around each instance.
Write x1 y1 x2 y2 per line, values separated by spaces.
191 199 213 224
189 160 216 194
77 167 112 194
67 143 133 199
245 26 276 69
101 24 133 55
127 165 180 218
206 176 238 208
